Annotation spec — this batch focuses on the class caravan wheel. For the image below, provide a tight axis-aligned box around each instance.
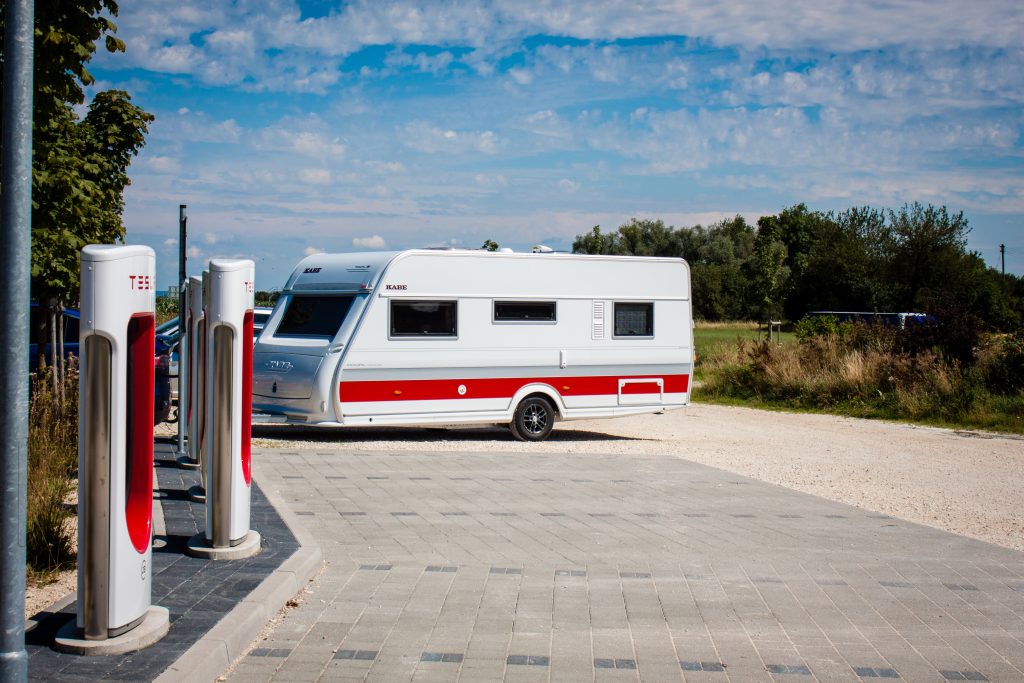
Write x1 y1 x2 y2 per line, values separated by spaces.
510 397 554 442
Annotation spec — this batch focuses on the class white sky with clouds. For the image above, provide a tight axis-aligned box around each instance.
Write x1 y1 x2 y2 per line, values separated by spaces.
90 0 1024 287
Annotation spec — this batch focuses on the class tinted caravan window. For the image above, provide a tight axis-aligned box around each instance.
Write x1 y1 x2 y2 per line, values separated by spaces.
493 301 556 322
276 296 354 338
390 300 457 337
614 302 654 337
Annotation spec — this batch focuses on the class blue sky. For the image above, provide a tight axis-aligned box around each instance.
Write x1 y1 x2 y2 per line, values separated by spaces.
88 0 1024 288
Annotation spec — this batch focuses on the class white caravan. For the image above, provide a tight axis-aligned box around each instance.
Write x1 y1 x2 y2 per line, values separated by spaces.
251 249 693 441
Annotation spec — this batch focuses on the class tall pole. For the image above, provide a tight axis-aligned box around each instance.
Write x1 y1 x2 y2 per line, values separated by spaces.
1000 244 1005 275
0 0 34 679
176 206 188 456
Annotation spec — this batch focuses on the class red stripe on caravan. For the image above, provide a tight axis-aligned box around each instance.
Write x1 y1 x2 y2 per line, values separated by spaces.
340 374 689 403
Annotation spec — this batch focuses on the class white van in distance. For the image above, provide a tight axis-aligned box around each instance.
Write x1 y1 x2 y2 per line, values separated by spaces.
252 248 693 441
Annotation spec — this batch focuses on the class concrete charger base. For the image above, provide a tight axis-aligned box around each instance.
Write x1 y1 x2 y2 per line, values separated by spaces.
186 530 261 560
187 484 206 503
176 455 201 470
54 606 170 656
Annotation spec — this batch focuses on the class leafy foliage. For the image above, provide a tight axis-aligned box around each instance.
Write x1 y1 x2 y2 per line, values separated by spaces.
32 91 153 304
2 0 153 306
573 205 1024 331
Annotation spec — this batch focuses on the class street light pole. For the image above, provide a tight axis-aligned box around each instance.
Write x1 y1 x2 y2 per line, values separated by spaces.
0 0 34 679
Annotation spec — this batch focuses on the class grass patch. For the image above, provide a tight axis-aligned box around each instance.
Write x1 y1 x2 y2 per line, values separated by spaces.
696 327 1024 434
27 362 79 583
694 321 795 381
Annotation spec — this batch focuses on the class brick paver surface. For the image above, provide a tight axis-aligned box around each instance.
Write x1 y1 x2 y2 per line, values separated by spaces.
232 447 1024 682
28 441 298 681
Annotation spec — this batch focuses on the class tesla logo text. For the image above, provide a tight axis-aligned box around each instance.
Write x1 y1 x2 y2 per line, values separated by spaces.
265 360 293 372
385 284 407 290
128 275 153 290
303 267 322 274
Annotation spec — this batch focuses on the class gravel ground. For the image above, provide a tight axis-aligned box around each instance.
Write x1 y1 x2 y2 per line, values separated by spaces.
251 402 1024 553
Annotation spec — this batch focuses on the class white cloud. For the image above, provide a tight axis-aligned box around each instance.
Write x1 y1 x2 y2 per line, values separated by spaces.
508 67 533 85
300 169 332 185
163 238 178 247
142 155 181 175
154 110 242 144
558 178 581 193
403 122 502 155
202 232 219 245
254 115 347 159
352 235 387 249
100 1 1024 94
186 246 202 258
303 246 325 256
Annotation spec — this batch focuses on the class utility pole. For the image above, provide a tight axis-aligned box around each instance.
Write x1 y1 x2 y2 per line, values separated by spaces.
0 0 34 680
1000 244 1005 275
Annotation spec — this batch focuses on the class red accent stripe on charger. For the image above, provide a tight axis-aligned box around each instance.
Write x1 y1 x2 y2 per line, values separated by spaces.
340 374 689 403
241 310 253 486
126 312 155 554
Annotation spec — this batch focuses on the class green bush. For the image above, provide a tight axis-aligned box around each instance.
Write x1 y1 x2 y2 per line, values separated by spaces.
985 332 1024 394
27 359 79 578
700 329 1024 433
155 295 178 325
794 315 840 341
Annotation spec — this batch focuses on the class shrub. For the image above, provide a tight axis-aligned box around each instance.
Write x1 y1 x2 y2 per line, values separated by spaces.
794 315 840 342
27 357 79 578
700 326 1023 432
984 331 1024 394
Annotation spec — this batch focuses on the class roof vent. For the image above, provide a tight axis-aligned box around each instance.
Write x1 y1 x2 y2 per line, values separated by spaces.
498 247 514 253
531 245 554 253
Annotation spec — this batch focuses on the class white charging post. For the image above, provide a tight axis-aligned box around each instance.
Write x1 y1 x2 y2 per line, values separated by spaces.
187 259 260 559
175 278 195 470
57 245 169 654
182 275 204 479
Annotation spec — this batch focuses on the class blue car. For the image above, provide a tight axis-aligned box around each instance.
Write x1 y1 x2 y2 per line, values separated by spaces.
29 302 172 424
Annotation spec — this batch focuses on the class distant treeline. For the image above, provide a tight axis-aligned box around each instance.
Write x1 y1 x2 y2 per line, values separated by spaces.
572 203 1024 330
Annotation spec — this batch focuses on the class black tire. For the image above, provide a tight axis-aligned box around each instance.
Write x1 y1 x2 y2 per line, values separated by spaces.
510 396 555 442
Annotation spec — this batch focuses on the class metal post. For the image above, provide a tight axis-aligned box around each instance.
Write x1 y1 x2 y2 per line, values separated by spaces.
175 206 187 457
0 0 34 678
1000 244 1005 275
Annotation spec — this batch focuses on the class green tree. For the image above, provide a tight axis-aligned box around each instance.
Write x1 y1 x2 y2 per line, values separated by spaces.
2 0 153 369
481 239 500 251
885 203 970 309
572 225 621 255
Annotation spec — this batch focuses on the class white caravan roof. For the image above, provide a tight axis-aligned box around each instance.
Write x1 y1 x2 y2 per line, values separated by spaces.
283 249 689 300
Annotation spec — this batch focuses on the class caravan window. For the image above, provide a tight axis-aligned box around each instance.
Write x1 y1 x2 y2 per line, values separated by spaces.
276 295 354 338
493 301 556 322
390 300 457 337
613 302 654 337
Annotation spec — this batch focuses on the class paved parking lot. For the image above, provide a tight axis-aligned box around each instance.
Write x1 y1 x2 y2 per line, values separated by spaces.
230 447 1024 682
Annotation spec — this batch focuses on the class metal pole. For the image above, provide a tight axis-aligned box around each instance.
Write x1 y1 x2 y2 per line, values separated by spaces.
175 206 187 457
0 0 34 678
1000 244 1005 275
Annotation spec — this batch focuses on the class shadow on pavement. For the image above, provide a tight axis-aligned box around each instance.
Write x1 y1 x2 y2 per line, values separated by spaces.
252 424 652 444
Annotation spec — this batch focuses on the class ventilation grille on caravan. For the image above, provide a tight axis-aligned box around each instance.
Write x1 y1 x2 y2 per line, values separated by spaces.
592 301 605 339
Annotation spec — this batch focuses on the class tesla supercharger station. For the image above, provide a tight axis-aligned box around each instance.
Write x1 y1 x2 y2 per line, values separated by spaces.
187 259 260 559
183 275 205 486
57 245 169 653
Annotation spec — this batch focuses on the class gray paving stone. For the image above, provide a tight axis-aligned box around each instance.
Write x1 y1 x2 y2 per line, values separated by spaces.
225 448 1024 683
